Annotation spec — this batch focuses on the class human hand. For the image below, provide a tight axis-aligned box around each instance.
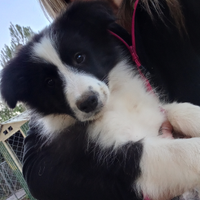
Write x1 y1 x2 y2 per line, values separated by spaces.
159 121 173 139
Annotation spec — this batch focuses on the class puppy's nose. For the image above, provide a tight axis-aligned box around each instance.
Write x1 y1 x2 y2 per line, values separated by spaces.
76 93 98 113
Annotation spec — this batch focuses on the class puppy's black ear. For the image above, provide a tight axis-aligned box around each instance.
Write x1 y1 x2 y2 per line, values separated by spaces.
63 1 116 28
0 55 28 109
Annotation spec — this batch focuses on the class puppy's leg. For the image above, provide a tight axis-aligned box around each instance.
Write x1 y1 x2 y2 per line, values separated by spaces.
136 137 200 200
163 102 200 137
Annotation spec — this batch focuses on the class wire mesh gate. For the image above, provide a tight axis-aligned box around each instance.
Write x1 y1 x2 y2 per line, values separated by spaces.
0 159 26 200
0 113 36 200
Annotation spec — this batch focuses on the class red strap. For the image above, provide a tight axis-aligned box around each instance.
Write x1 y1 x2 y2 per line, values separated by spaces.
108 30 133 55
109 0 154 92
131 0 153 92
109 29 153 92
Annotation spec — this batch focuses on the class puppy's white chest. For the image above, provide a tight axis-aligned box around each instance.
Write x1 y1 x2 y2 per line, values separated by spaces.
88 64 165 148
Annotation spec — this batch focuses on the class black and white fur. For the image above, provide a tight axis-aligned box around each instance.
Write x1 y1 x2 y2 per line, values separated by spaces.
1 2 200 200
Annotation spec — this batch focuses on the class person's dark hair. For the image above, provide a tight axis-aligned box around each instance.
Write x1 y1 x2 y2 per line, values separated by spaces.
117 0 185 34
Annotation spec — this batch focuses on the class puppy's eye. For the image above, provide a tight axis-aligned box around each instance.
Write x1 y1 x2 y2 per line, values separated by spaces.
45 78 55 87
74 53 86 64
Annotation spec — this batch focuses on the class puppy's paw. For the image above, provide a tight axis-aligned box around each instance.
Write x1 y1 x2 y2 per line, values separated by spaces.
163 102 200 137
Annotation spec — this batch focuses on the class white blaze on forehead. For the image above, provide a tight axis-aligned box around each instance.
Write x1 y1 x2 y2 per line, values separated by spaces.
32 36 67 74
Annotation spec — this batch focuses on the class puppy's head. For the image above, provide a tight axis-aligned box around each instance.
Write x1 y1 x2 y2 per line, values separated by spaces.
0 1 121 122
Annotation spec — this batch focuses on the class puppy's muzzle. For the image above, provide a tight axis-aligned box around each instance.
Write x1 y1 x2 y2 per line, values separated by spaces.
76 92 99 113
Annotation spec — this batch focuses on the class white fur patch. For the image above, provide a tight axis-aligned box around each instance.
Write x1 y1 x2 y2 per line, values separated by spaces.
137 137 200 200
88 61 165 148
164 102 200 137
35 114 76 141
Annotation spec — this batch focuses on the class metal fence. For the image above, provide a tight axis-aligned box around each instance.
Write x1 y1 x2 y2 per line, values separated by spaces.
0 121 35 200
0 160 26 200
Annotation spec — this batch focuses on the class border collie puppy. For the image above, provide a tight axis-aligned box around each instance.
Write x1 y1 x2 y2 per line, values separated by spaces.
1 2 200 200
